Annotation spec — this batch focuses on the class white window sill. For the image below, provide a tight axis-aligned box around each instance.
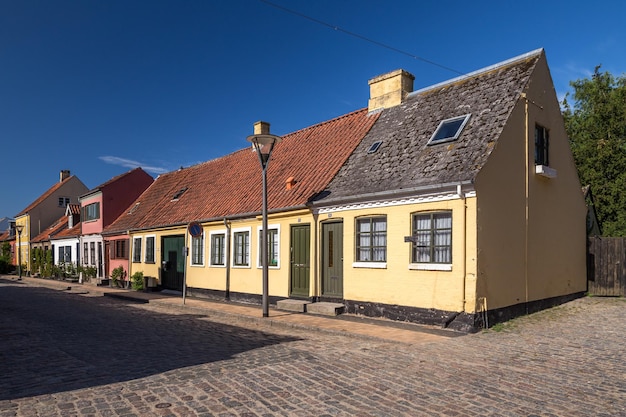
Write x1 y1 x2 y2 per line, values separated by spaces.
232 265 251 269
353 262 387 269
535 164 557 178
409 263 452 271
209 264 226 268
190 264 205 268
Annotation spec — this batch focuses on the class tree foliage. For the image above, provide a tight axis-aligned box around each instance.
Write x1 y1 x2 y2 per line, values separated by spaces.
562 67 626 236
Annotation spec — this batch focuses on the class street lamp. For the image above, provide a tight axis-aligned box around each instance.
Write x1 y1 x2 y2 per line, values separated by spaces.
15 224 23 281
247 121 282 318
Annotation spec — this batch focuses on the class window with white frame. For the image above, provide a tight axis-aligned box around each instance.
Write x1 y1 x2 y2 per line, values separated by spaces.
411 211 452 264
90 242 96 265
210 232 226 266
191 233 204 266
356 216 387 262
257 227 279 267
233 230 250 267
83 242 88 263
145 236 155 263
132 237 142 263
58 246 72 263
428 114 471 145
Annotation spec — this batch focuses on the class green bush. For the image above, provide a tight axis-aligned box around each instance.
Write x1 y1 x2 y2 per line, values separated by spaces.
131 271 144 291
110 266 124 287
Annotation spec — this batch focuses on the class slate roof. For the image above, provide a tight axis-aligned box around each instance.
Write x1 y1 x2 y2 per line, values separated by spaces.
104 108 379 234
313 49 543 205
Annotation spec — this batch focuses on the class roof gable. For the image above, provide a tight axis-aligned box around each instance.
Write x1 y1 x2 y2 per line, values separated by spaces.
105 108 378 233
31 216 68 243
315 50 542 204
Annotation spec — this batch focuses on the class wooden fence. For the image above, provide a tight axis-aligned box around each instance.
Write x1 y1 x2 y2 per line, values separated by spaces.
587 237 626 296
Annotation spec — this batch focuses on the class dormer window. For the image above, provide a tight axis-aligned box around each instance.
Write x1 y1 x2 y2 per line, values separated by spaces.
172 187 188 201
428 114 471 145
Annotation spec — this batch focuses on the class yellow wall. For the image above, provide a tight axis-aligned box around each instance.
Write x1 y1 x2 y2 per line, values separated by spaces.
129 210 316 299
475 54 587 310
14 215 29 271
321 196 478 313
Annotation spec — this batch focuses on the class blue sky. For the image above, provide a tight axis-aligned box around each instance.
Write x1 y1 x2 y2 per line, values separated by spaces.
2 0 625 219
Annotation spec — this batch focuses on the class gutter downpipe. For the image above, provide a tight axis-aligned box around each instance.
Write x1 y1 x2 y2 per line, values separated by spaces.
224 218 231 301
522 92 530 314
458 184 467 314
313 211 319 302
183 228 188 305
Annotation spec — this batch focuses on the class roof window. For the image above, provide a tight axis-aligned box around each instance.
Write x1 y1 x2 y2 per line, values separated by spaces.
367 141 383 154
428 114 471 145
172 187 188 201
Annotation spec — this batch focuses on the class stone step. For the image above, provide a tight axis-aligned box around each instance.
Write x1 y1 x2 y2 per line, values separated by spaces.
276 299 310 313
306 302 345 316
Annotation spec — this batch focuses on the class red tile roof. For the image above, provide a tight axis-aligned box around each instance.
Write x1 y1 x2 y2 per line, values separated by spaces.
53 222 82 239
67 203 81 215
104 108 379 233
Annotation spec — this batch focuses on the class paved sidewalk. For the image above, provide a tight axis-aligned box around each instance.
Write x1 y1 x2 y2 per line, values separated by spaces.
5 275 461 345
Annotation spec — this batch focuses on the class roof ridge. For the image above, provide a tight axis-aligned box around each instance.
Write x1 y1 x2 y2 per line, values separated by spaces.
282 108 368 139
409 48 544 97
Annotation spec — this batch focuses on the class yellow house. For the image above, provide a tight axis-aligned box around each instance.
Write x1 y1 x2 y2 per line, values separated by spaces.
14 170 89 274
102 109 379 300
310 48 586 331
104 49 586 331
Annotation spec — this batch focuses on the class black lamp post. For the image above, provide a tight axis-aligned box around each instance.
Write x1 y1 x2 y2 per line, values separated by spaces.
247 122 281 317
15 224 23 281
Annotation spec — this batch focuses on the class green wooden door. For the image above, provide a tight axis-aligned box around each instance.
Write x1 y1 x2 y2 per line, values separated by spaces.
322 221 343 298
161 235 185 291
290 224 310 298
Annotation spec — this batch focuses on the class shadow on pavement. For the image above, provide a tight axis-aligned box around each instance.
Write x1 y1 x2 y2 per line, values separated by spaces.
0 283 301 401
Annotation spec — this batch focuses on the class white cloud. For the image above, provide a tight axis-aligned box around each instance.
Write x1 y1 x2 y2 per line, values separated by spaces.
99 156 169 174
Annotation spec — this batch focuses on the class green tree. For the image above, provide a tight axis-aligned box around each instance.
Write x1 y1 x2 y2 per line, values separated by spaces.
562 66 626 236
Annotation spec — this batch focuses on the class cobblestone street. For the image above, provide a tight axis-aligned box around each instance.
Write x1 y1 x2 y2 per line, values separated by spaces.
1 279 624 416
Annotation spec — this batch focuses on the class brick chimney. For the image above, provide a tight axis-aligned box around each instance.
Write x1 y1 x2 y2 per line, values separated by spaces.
60 170 70 182
368 69 415 112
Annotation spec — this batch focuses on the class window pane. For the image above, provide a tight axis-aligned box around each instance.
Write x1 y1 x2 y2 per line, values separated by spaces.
356 217 386 262
412 212 452 264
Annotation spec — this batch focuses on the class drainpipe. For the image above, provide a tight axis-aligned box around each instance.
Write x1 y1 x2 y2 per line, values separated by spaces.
458 183 466 313
522 92 530 314
224 218 231 301
313 211 319 302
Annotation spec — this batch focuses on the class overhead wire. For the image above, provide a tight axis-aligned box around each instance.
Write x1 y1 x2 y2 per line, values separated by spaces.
259 0 464 76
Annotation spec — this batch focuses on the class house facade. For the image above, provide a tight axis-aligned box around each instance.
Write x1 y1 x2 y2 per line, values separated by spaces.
103 109 379 297
14 170 89 274
310 49 586 330
103 49 586 331
79 168 153 281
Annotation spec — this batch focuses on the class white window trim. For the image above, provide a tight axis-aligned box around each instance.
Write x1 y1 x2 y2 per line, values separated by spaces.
256 224 280 269
132 237 142 263
189 231 205 267
231 226 252 269
408 263 452 271
353 261 387 269
144 234 156 264
209 229 227 268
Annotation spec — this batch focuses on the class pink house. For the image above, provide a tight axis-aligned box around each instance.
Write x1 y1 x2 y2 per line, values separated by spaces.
79 168 153 282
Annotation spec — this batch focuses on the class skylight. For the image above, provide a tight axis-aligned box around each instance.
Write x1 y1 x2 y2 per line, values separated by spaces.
367 140 383 154
172 187 188 201
428 114 471 145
